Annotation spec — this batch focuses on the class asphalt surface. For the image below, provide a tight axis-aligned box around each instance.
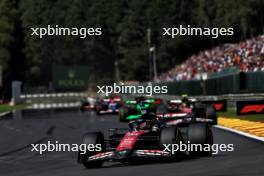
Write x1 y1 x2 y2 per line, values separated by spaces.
0 109 264 176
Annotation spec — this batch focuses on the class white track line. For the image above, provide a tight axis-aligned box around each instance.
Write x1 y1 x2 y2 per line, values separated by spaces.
215 125 264 142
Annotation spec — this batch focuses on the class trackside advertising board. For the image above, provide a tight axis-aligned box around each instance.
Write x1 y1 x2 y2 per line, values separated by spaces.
202 100 227 112
237 100 264 115
52 65 89 91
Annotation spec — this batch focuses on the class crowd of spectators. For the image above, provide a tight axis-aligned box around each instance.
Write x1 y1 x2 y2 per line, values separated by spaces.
158 35 264 81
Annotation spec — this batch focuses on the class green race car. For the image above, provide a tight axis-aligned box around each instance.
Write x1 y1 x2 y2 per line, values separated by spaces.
119 98 162 122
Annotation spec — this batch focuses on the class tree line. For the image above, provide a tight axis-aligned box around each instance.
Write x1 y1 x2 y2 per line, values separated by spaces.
0 0 263 96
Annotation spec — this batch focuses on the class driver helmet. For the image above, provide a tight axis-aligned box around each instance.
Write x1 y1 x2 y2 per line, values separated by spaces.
181 94 189 103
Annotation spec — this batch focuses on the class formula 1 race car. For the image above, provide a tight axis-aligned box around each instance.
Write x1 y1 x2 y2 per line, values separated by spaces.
78 113 213 168
119 98 162 122
118 100 138 121
80 98 96 112
95 96 122 115
119 97 217 125
159 98 218 125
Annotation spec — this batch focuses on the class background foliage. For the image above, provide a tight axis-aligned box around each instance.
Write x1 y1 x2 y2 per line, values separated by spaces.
0 0 263 96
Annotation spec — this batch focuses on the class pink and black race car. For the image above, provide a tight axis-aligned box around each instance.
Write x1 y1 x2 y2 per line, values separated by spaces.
155 99 218 125
78 113 213 168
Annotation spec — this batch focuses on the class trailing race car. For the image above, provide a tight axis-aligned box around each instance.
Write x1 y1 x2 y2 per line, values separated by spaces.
118 100 138 121
78 113 213 168
119 98 162 122
120 96 217 125
154 97 217 125
95 96 122 115
80 98 96 112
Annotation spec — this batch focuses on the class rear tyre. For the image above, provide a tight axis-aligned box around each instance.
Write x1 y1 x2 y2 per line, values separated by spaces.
160 127 183 156
119 107 129 122
194 103 206 118
188 123 213 156
206 105 217 125
79 132 105 168
96 107 102 115
96 110 102 115
95 105 102 115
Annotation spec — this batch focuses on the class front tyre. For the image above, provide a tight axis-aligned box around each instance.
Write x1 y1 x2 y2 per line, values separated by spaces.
78 132 105 168
119 107 129 122
95 104 102 115
188 123 213 156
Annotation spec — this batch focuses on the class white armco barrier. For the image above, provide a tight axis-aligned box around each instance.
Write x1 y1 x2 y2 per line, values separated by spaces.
29 102 81 109
20 92 87 99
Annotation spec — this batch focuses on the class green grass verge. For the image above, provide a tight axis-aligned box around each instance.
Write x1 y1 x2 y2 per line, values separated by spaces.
218 108 264 123
0 104 29 114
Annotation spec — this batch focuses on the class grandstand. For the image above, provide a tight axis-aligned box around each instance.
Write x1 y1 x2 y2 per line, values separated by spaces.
158 35 264 82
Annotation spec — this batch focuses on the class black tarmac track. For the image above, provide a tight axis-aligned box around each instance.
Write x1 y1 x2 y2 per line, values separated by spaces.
0 109 263 176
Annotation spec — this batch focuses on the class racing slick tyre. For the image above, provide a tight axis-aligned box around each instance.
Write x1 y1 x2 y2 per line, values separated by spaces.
95 106 102 115
78 132 105 168
206 105 217 125
187 123 213 157
160 127 183 156
95 107 102 115
80 107 85 112
96 110 102 115
193 103 207 118
119 107 129 122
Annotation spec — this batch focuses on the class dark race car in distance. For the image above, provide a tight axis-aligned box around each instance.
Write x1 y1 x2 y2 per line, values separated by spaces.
80 97 96 112
95 96 122 115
